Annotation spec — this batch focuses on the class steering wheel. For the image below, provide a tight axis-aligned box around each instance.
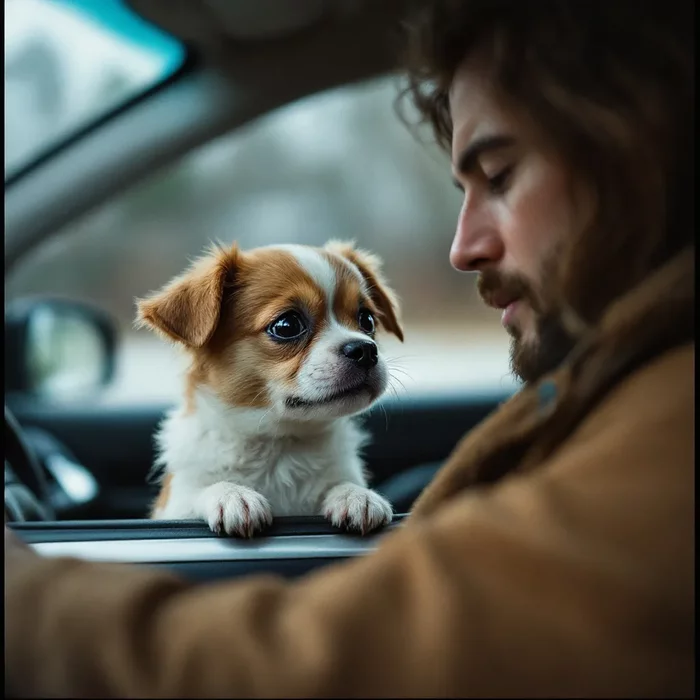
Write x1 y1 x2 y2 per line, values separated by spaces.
5 405 55 521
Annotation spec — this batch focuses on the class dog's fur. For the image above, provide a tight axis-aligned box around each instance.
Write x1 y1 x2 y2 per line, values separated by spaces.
136 240 403 537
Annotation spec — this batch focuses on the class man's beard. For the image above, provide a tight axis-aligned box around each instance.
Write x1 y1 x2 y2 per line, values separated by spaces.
477 259 577 384
507 312 576 384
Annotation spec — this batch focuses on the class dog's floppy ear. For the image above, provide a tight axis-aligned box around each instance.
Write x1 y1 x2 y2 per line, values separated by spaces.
325 240 404 342
136 243 239 348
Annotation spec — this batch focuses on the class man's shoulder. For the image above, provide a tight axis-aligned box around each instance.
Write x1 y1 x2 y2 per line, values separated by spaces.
547 341 694 487
410 342 693 518
577 341 693 436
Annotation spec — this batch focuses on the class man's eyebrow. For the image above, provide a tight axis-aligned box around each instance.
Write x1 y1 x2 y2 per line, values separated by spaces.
454 134 516 176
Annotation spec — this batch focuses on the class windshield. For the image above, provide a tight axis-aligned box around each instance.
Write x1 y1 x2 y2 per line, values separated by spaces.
4 0 186 180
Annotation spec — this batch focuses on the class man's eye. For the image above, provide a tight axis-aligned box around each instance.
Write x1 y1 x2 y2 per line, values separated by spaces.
267 311 308 341
486 166 514 195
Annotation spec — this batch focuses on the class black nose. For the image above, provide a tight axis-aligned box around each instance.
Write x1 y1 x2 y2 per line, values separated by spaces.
342 340 378 369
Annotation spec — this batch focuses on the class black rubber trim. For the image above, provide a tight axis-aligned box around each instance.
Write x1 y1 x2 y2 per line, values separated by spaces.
11 514 408 543
151 557 351 582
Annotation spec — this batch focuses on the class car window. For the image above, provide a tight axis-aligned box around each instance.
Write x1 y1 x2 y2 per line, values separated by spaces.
4 0 185 179
6 75 516 405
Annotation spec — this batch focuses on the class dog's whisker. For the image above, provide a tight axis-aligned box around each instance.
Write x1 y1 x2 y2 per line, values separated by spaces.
391 386 407 399
389 370 414 388
248 387 269 406
384 379 403 401
256 405 276 432
387 366 414 380
385 354 420 363
385 360 413 373
388 376 410 397
379 401 389 431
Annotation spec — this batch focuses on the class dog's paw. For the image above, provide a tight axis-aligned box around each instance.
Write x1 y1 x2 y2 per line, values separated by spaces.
198 483 273 538
322 483 393 535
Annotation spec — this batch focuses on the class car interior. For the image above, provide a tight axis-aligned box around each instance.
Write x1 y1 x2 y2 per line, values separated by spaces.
5 0 517 582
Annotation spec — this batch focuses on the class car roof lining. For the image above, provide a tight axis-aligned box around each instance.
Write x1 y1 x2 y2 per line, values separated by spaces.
127 0 376 46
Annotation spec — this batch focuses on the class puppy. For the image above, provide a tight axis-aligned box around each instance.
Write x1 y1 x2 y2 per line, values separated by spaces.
136 240 403 537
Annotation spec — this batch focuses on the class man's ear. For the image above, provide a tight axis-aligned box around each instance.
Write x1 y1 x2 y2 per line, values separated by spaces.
135 243 239 348
325 240 404 342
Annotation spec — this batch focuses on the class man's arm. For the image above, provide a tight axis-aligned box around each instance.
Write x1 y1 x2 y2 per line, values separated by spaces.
5 346 694 698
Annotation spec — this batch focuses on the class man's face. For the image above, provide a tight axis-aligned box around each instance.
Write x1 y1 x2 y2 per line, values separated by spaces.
449 56 589 383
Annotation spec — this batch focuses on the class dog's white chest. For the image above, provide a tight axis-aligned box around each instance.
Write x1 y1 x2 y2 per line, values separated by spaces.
154 402 368 519
225 437 334 515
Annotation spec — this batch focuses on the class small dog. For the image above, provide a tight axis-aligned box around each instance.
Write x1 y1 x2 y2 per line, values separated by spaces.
136 240 403 537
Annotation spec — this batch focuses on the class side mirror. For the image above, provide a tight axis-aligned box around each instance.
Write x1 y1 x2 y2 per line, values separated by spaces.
5 297 118 402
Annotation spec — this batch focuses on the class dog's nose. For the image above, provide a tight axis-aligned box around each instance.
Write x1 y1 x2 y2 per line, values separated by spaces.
342 340 378 369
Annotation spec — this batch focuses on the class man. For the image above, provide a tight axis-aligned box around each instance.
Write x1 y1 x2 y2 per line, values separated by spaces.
5 1 694 696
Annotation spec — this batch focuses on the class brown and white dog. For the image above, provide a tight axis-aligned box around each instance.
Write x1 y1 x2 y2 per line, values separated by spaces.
136 240 403 537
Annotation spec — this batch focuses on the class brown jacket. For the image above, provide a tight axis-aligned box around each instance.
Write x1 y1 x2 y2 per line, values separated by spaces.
4 250 694 698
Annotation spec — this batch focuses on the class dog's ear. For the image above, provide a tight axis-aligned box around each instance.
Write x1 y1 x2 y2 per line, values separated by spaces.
325 240 404 342
136 243 239 348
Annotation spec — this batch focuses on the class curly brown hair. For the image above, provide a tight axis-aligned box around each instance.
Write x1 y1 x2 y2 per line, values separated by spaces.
398 0 694 326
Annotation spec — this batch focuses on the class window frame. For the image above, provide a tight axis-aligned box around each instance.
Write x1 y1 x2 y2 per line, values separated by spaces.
4 0 194 187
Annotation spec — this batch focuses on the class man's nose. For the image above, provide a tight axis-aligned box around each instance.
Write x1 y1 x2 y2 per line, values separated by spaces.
450 200 505 272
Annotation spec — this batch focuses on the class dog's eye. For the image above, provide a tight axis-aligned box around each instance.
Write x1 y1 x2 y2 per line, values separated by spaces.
358 309 375 335
267 311 308 341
